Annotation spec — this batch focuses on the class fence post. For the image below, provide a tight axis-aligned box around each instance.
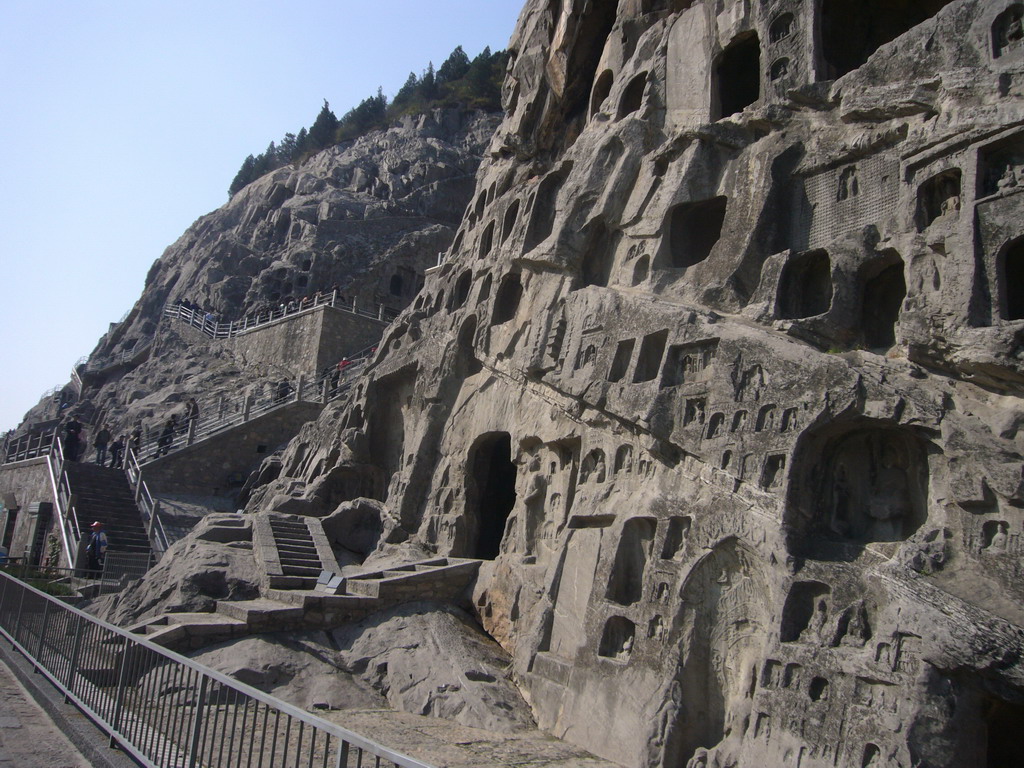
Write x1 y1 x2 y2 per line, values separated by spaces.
331 289 338 307
64 612 85 702
351 297 357 312
187 418 197 446
13 582 26 648
296 375 305 402
243 394 253 423
378 304 385 320
34 598 51 658
108 639 133 747
186 676 210 768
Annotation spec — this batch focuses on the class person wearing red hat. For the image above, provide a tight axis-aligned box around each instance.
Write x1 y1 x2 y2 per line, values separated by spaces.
86 521 108 575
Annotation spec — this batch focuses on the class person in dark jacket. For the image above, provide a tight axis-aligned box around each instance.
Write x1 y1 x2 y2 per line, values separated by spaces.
86 521 108 574
156 415 177 457
109 434 125 468
63 416 83 462
94 425 111 465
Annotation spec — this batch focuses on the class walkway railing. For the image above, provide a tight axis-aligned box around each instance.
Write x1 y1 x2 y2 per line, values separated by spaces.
0 571 434 768
3 428 58 465
164 291 397 340
44 438 82 570
137 343 375 466
125 448 170 558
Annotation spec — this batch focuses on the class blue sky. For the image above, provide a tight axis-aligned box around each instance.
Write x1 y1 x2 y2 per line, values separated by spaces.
0 0 524 432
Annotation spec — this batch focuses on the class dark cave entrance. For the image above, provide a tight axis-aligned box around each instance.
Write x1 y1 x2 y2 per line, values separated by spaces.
778 249 833 319
861 257 906 349
819 0 954 79
468 432 517 560
986 697 1024 766
1001 239 1024 321
714 34 760 120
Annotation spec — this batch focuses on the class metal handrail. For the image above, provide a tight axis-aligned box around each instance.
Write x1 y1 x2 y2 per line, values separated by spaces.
163 290 393 340
43 437 79 569
124 448 169 556
0 571 435 768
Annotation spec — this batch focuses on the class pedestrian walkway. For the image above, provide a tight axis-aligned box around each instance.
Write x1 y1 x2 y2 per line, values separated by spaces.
0 657 90 768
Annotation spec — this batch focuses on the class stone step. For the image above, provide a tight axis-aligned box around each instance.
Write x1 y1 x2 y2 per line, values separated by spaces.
215 599 305 630
127 612 247 650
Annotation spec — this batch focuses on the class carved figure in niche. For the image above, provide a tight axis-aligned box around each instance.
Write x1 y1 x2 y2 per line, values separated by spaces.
865 446 911 541
984 520 1009 551
997 161 1021 191
994 6 1024 58
519 452 548 553
813 429 925 544
837 166 859 201
734 363 766 402
614 444 633 474
580 449 606 483
617 634 633 660
801 598 829 644
834 601 872 648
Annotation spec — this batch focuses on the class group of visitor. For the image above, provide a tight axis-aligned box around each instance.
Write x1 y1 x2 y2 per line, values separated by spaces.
171 285 344 330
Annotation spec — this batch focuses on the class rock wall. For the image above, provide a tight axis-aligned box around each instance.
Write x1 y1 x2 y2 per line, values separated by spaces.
250 2 1024 767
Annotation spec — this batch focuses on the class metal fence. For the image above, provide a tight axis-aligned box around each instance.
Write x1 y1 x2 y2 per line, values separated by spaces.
0 571 434 768
164 291 396 340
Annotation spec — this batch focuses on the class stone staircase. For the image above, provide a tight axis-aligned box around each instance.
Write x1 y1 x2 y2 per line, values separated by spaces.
256 513 336 589
131 554 483 653
64 462 151 556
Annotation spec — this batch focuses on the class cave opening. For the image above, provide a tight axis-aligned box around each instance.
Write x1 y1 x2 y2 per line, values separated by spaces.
862 257 906 349
714 34 760 119
779 250 833 319
1001 238 1024 320
666 197 728 269
820 0 954 79
985 696 1024 766
468 432 517 560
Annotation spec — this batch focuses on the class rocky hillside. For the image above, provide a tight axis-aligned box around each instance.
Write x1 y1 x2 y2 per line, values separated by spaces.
14 108 500 436
228 1 1024 767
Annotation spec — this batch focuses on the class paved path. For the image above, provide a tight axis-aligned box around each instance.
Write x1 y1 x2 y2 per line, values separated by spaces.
0 658 89 768
324 709 625 768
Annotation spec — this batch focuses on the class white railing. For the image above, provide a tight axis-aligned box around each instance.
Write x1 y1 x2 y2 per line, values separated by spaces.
164 290 397 340
43 438 81 570
0 571 435 768
125 448 170 557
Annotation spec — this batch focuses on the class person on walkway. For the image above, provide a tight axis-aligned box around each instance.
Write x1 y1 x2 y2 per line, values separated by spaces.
276 379 291 404
86 521 108 575
63 416 83 462
157 415 177 457
185 397 200 434
109 434 125 468
94 425 111 465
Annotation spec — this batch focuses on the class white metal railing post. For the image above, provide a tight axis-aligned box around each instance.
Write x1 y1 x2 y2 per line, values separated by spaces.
243 394 253 422
34 598 52 668
296 375 305 402
379 304 385 320
187 418 197 446
63 612 85 702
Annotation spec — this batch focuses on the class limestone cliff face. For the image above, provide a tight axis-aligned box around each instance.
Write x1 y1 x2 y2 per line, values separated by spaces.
16 109 500 436
251 1 1024 766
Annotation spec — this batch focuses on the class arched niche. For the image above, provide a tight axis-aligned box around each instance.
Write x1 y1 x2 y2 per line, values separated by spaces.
492 273 523 325
598 616 636 660
451 270 472 311
778 250 833 319
457 315 481 376
389 274 404 297
998 237 1024 320
618 72 648 119
501 199 520 243
591 69 614 118
524 168 569 252
713 33 760 120
662 197 728 269
819 0 954 79
479 220 495 259
659 539 770 766
780 581 831 643
916 169 961 230
605 517 656 605
769 12 795 43
786 421 929 556
992 4 1024 58
465 432 517 559
861 253 906 349
580 217 615 288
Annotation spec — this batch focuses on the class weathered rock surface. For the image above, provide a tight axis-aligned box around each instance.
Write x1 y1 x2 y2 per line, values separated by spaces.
93 514 260 624
237 2 1024 767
